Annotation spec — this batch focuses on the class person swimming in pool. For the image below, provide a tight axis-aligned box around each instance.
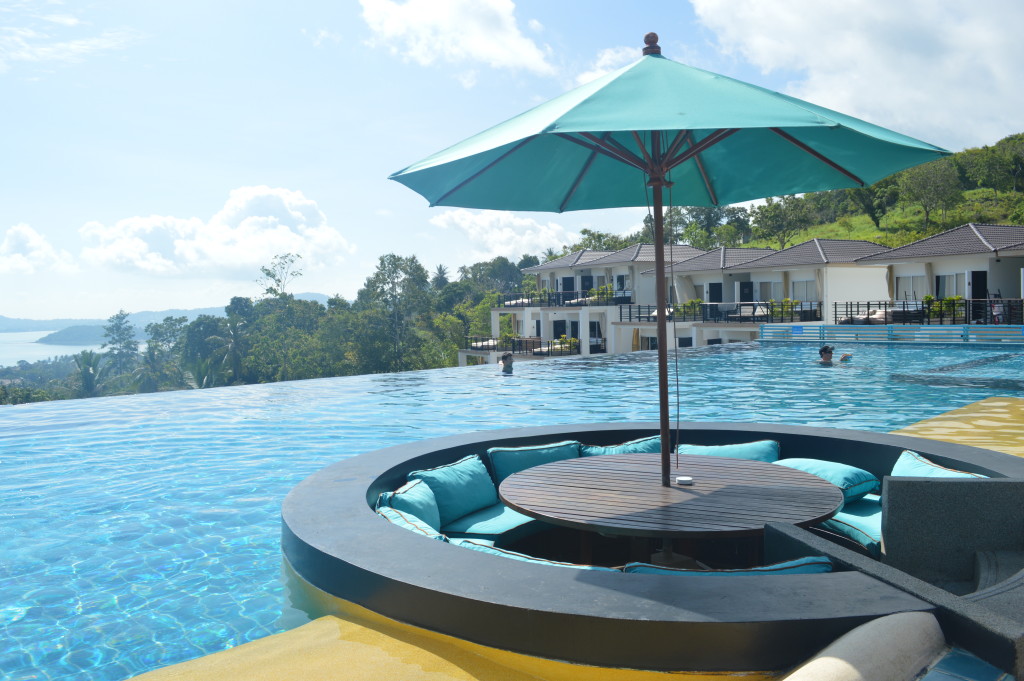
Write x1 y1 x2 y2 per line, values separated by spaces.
499 352 514 374
818 345 852 364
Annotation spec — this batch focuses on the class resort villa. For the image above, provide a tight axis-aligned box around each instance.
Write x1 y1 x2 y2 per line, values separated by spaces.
461 224 1024 365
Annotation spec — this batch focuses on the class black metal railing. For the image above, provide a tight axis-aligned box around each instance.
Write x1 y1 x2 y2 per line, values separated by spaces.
619 301 823 324
496 291 634 307
462 336 599 356
834 299 1024 325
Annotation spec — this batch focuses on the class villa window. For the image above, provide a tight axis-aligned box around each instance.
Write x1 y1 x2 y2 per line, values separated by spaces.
895 275 927 300
791 280 816 301
758 281 783 301
935 273 965 298
616 274 631 291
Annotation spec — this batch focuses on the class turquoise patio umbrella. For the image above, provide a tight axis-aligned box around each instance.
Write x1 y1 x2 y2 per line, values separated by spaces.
390 34 950 485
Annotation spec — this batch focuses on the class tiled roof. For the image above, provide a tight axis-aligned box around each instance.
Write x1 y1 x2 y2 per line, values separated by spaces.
522 249 613 272
857 224 1024 262
732 239 888 269
656 247 776 274
584 243 706 266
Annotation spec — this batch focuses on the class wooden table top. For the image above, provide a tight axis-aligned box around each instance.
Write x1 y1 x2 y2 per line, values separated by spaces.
499 453 844 539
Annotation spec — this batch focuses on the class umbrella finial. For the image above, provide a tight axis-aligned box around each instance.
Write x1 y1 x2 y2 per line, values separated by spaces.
643 32 661 55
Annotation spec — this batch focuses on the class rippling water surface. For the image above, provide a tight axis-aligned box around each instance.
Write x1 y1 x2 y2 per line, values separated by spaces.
2 343 1021 680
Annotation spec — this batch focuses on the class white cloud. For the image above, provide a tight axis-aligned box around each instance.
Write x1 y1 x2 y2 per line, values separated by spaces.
0 223 76 274
691 0 1024 150
303 28 341 48
575 46 635 86
79 186 355 278
429 209 577 261
0 5 140 74
360 0 555 78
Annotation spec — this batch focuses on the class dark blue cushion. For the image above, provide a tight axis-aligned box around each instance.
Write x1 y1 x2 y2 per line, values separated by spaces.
581 435 661 457
376 479 440 530
486 440 580 483
774 458 879 505
891 450 988 478
451 538 618 571
409 455 499 526
676 440 780 462
376 507 448 542
818 494 882 557
443 503 537 543
623 556 832 576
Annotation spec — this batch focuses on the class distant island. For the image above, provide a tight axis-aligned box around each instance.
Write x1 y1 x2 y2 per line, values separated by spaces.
37 326 111 345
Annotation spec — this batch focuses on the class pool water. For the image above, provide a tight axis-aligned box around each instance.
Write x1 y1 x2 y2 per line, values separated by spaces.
2 343 1022 680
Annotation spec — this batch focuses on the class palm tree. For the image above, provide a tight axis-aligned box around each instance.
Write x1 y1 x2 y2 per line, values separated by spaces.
73 350 105 398
207 315 248 384
431 264 450 289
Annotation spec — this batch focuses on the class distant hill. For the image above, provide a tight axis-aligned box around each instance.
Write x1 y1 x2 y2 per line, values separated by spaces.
0 292 332 335
36 326 109 346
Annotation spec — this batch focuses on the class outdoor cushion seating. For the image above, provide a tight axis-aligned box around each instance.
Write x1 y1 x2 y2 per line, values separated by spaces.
817 493 882 558
676 440 780 462
486 440 581 483
774 458 879 505
441 503 538 543
451 538 619 571
408 453 542 543
623 555 833 576
376 479 441 530
376 506 449 542
409 454 499 526
891 450 989 478
581 435 661 457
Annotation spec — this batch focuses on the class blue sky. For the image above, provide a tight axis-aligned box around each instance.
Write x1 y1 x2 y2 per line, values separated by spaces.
2 0 1022 320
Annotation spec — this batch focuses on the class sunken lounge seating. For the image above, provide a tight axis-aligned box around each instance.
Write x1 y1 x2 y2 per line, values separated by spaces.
282 422 1024 676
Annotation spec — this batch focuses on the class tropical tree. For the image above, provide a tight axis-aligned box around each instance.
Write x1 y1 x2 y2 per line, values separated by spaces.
73 350 106 398
898 158 963 229
431 264 450 289
258 252 303 297
102 310 139 378
751 195 811 250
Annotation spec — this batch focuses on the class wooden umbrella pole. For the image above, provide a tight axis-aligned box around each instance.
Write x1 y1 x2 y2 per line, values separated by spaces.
652 179 672 487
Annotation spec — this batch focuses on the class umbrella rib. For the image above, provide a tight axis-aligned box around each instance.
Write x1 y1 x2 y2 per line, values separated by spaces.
662 130 690 164
559 135 605 212
432 137 535 206
665 131 719 206
567 132 647 172
664 128 738 170
693 152 719 206
770 128 865 186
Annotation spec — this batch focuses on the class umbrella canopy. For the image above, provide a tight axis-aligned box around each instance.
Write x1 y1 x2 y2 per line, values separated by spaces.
390 36 949 211
390 34 950 486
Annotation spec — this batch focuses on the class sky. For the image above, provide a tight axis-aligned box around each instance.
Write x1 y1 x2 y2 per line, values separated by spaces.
1 0 1022 320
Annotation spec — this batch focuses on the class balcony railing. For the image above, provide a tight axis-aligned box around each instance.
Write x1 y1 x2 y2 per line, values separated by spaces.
834 299 1023 325
496 291 634 307
463 336 602 356
620 301 823 324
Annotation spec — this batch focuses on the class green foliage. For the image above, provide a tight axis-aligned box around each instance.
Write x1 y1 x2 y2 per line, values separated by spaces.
102 310 139 378
258 252 303 298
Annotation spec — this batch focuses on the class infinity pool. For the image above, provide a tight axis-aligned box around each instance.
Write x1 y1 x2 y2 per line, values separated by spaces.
2 342 1022 680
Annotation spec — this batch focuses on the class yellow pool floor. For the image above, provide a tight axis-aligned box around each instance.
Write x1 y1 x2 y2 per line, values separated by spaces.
133 397 1024 681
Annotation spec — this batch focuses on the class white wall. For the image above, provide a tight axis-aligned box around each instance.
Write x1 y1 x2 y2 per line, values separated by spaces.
824 266 890 323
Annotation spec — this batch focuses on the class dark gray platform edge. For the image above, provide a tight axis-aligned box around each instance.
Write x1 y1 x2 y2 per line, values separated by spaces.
281 422 1024 673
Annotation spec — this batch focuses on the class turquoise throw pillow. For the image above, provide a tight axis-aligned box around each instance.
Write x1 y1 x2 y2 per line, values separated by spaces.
377 479 440 531
376 506 448 542
891 450 988 478
581 435 661 457
774 458 879 504
676 440 780 462
623 556 832 576
487 440 581 483
409 455 499 526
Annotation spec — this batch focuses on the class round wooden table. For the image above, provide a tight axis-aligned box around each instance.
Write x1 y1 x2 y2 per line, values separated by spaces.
499 453 844 539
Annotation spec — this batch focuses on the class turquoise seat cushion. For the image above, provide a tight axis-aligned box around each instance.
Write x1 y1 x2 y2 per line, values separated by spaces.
443 503 538 543
818 494 882 557
409 455 499 527
676 440 780 462
891 450 989 478
623 556 833 576
486 440 581 483
376 479 440 531
581 435 661 457
376 507 448 542
451 538 618 571
774 458 879 505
